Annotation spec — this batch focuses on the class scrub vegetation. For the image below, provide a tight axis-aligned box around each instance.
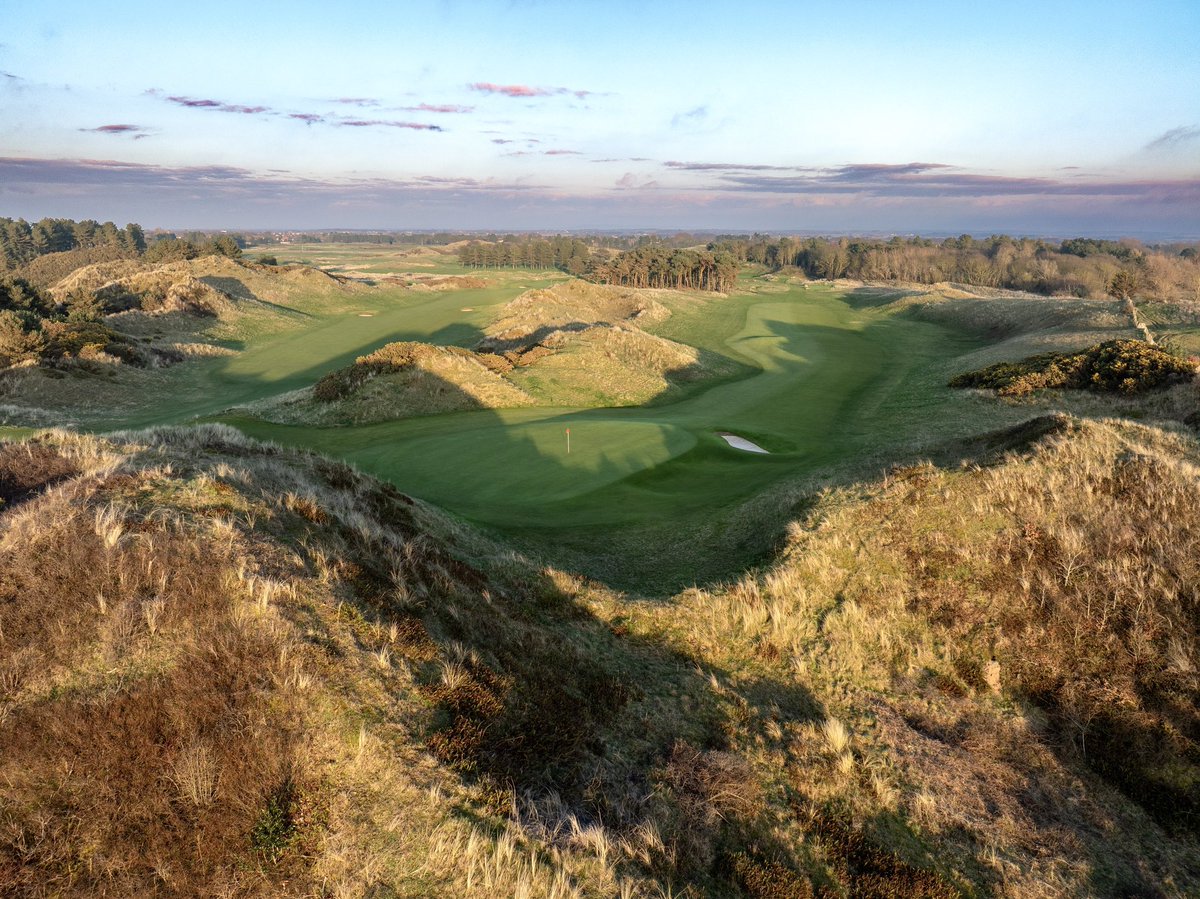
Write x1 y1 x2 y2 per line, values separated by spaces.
950 339 1197 396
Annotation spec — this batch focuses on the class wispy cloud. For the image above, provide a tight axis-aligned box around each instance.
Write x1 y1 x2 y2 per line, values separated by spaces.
469 82 591 99
0 156 540 197
399 103 474 114
701 162 1200 202
149 89 446 132
2 156 1194 234
665 160 804 172
828 162 951 180
615 172 658 190
1145 125 1200 152
336 119 444 131
670 105 708 127
79 124 151 140
504 149 581 157
163 94 270 114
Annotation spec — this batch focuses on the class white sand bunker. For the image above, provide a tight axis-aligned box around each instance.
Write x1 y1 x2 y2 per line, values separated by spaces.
718 432 769 454
357 312 374 317
460 307 475 312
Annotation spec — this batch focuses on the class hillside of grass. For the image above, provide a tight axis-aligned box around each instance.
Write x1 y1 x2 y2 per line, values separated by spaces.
477 280 740 407
244 341 535 425
0 256 367 428
239 280 740 426
3 419 1199 897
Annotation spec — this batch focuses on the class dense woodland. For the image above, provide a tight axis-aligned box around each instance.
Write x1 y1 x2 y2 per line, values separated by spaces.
455 231 1198 299
457 238 741 291
0 217 146 270
587 245 742 292
0 217 247 272
457 237 593 275
709 234 1200 302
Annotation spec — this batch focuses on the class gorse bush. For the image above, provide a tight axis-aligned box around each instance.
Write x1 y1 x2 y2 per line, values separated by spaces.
950 338 1196 396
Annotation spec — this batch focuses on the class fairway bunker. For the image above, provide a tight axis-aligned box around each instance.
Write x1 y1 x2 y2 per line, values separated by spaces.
357 312 374 317
718 432 769 454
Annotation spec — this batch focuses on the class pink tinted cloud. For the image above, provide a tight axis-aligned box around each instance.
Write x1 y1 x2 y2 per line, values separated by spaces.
470 82 591 99
402 103 474 114
470 82 550 98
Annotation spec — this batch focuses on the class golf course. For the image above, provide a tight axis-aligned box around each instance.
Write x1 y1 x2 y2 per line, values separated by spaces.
192 266 1031 588
3 243 1126 587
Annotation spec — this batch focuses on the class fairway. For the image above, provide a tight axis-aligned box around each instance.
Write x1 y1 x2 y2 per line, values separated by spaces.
88 276 553 430
223 281 1029 588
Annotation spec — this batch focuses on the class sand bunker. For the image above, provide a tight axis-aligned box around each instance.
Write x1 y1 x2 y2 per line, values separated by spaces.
358 312 374 317
719 432 769 454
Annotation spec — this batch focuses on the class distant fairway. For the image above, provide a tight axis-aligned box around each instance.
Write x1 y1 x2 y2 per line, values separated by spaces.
224 280 1030 588
90 276 556 430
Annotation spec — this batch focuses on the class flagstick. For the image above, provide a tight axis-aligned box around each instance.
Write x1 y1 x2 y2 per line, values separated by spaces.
566 428 570 454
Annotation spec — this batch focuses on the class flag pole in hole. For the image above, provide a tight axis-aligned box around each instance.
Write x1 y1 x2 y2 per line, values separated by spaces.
566 427 570 454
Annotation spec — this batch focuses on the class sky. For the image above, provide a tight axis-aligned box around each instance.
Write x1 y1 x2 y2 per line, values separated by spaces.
1 0 1198 236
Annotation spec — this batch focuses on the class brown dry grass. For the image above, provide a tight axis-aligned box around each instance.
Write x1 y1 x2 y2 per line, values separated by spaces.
616 415 1200 896
0 427 717 897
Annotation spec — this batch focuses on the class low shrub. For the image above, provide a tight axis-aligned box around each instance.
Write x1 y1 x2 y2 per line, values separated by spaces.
950 339 1196 396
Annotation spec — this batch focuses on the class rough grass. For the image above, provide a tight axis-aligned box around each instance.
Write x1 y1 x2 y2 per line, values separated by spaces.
479 279 673 354
5 263 1199 893
0 427 721 897
615 415 1200 896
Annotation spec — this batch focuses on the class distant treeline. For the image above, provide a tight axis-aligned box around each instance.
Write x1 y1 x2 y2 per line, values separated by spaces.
457 237 592 275
587 246 741 292
1 218 146 270
250 230 727 250
708 234 1200 302
457 238 741 291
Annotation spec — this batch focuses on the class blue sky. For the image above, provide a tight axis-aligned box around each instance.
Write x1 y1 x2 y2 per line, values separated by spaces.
1 0 1198 235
